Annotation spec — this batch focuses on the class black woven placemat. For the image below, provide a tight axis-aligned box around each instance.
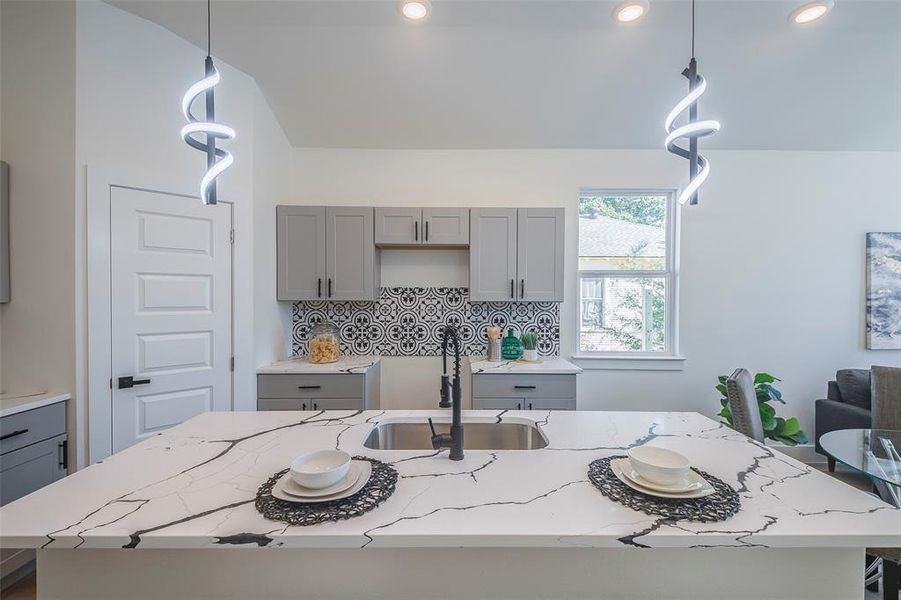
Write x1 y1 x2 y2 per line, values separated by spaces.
588 455 740 522
255 456 398 526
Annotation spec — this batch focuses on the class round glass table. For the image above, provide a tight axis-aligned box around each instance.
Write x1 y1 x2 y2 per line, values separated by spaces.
819 429 901 503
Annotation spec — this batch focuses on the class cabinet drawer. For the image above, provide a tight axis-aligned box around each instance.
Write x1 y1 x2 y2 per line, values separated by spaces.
523 398 576 411
472 375 575 399
472 398 526 410
257 374 364 399
0 402 66 455
257 397 365 411
0 434 67 505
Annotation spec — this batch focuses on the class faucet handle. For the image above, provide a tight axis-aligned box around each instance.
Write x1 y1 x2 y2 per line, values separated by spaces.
428 418 438 438
428 418 452 451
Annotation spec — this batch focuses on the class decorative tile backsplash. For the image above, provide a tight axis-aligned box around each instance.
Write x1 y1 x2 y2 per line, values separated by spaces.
292 287 560 357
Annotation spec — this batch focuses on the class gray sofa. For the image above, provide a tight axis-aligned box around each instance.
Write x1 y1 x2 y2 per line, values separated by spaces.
814 369 872 472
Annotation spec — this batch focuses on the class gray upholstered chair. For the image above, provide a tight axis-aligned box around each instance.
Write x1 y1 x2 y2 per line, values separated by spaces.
726 368 764 443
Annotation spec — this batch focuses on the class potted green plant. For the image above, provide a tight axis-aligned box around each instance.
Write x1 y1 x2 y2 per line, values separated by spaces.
716 372 809 446
520 331 539 362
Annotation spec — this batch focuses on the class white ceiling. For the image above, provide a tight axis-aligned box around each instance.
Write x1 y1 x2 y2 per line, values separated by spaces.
109 0 901 151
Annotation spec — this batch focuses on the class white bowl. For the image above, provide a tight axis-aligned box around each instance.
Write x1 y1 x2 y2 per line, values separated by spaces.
627 446 690 487
290 450 351 489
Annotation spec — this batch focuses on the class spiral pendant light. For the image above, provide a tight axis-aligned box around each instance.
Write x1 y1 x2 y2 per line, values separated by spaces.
181 0 234 205
665 0 720 206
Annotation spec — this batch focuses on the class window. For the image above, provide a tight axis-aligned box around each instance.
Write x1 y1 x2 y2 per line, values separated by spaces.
577 190 677 356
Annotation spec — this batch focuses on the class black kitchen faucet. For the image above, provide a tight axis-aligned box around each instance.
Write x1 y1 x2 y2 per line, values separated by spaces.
430 325 464 460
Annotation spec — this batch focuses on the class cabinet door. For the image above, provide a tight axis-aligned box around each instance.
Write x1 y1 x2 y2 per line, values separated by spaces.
472 398 525 410
517 208 564 302
422 208 469 245
277 206 326 301
310 398 364 411
375 208 422 245
469 209 517 301
326 207 377 301
522 398 575 411
0 434 67 506
257 398 312 411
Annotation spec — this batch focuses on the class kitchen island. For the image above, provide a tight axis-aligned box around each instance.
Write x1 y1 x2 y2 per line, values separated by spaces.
1 410 897 599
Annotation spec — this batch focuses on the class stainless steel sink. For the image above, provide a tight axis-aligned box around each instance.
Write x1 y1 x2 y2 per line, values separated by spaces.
362 418 548 450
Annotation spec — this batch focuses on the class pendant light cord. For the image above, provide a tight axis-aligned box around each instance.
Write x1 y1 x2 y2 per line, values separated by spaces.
207 0 212 57
691 0 696 59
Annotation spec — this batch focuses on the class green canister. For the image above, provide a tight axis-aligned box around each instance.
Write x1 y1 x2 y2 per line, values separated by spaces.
501 327 523 360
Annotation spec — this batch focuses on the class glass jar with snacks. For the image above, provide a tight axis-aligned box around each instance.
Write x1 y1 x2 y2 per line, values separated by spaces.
308 322 341 364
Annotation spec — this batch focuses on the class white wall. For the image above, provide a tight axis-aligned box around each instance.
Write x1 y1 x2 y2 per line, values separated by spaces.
0 1 77 406
72 1 291 463
289 148 901 435
253 92 293 370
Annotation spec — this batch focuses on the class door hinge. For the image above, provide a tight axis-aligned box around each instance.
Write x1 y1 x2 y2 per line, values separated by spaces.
229 229 235 244
230 356 235 372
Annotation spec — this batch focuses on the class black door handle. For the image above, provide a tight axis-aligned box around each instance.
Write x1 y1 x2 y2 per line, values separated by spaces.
328 278 332 298
0 428 28 442
313 402 319 410
414 221 419 241
528 402 533 410
510 279 515 299
514 385 537 390
318 278 322 298
297 385 321 390
118 376 151 389
425 221 429 241
521 279 525 298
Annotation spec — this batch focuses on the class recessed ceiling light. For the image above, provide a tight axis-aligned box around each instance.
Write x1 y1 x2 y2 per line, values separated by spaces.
789 0 834 24
399 0 430 21
612 0 649 23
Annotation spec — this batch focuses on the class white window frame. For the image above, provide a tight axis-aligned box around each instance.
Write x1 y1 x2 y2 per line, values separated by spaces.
572 189 684 370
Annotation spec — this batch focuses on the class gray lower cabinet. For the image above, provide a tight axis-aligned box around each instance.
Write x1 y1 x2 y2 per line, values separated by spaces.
0 434 67 505
470 208 564 302
0 402 68 506
257 367 380 411
277 206 378 301
471 374 576 411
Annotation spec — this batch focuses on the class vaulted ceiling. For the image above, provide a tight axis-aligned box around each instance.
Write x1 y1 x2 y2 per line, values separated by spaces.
110 0 901 151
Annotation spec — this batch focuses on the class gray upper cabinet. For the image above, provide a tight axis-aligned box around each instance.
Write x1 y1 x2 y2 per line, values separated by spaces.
422 208 469 245
470 208 518 301
326 207 378 301
470 208 564 302
375 207 421 245
277 206 326 301
375 207 470 246
517 208 564 302
278 206 377 302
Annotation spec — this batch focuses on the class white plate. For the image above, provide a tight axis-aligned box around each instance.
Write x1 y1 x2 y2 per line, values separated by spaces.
282 461 366 498
621 463 706 493
272 461 372 504
610 458 716 499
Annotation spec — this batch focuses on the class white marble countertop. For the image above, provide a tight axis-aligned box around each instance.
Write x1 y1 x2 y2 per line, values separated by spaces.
469 356 582 374
257 356 380 375
0 391 69 418
1 410 897 550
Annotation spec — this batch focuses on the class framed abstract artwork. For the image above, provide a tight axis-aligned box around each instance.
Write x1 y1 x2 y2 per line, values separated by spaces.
866 232 901 349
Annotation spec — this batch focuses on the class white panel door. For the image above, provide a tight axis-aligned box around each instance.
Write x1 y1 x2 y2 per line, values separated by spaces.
111 187 232 452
